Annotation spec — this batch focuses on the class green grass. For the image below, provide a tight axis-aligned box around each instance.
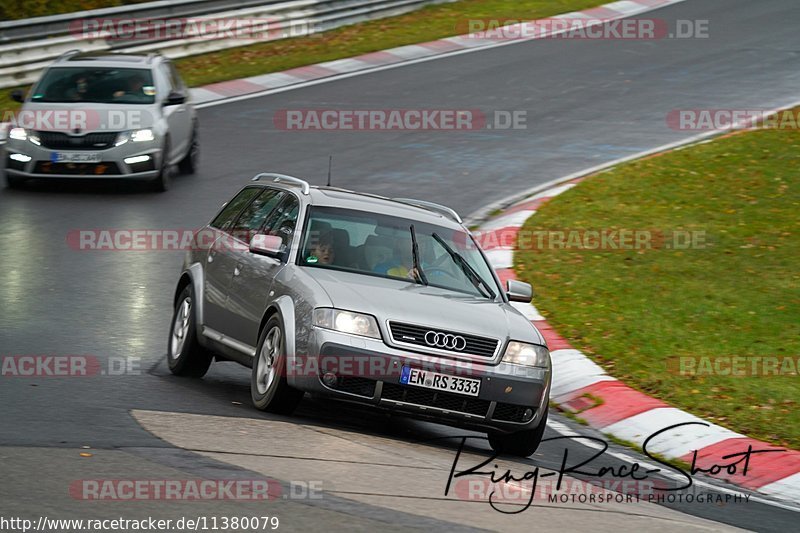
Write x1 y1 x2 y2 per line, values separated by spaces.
1 0 151 20
516 121 800 450
2 0 601 115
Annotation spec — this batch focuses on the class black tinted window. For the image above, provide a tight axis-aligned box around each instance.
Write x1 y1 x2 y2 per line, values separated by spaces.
31 67 156 104
209 188 261 231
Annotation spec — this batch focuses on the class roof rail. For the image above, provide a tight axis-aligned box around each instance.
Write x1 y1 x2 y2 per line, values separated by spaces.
392 198 462 224
252 173 310 195
56 49 82 61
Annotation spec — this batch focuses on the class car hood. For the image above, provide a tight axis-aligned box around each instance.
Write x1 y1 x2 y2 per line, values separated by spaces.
304 268 545 346
16 101 157 133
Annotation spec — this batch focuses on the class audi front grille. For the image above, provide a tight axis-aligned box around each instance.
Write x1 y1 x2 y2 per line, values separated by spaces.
387 321 499 358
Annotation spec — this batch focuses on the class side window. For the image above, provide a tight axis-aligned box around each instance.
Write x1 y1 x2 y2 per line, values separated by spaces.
262 196 300 251
229 189 286 244
209 188 261 231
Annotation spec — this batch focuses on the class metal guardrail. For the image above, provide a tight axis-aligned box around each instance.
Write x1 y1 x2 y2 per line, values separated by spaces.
0 0 452 90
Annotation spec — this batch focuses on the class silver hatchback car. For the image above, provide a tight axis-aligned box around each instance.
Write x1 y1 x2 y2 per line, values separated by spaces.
3 51 198 191
168 174 552 456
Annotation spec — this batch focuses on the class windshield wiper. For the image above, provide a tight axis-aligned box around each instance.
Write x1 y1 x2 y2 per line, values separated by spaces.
431 232 496 300
409 225 429 286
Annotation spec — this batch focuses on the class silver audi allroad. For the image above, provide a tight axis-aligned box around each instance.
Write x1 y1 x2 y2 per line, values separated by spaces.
168 174 552 456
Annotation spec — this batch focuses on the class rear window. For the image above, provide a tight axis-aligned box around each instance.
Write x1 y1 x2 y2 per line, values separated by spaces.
31 67 156 104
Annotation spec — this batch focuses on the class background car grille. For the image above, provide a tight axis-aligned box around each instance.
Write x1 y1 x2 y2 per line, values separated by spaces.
388 322 499 358
37 131 119 150
381 382 489 416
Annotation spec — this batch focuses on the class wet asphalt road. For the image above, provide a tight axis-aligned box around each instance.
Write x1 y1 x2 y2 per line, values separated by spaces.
1 0 799 530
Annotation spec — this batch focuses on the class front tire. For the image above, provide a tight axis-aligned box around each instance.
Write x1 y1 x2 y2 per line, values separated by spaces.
167 285 213 377
178 124 198 175
251 315 303 414
488 405 549 457
151 137 171 192
5 173 24 189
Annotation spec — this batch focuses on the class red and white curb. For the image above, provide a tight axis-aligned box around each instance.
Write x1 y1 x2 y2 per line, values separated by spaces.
189 0 689 106
478 179 800 504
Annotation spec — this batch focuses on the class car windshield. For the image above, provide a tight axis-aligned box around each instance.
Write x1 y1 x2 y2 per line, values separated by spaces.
30 67 156 104
299 206 501 300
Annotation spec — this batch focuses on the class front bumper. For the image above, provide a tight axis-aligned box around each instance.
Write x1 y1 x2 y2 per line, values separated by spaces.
3 141 161 180
290 328 551 434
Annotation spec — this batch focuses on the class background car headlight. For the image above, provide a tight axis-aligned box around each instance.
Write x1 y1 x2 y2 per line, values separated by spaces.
313 308 381 339
502 341 550 368
131 128 155 142
9 128 27 141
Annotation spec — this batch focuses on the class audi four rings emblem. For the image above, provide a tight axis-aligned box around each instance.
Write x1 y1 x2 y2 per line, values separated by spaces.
424 331 467 351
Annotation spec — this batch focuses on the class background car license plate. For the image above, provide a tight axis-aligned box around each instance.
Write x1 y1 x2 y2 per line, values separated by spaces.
400 366 480 397
52 152 101 163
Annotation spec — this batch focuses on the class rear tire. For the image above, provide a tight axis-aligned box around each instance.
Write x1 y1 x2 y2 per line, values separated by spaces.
151 137 171 192
167 285 213 377
251 315 303 414
488 405 549 457
178 124 198 175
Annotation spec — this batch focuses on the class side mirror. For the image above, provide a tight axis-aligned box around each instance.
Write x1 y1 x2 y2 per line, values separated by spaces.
10 89 24 103
164 91 186 106
250 234 284 259
506 280 533 303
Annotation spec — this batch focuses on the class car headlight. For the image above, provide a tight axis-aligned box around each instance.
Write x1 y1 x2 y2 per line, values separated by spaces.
503 341 550 368
131 128 154 142
313 308 381 339
116 129 155 146
9 127 27 141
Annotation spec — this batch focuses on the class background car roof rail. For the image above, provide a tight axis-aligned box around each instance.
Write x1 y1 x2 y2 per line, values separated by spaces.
392 198 462 224
55 49 82 62
252 173 310 195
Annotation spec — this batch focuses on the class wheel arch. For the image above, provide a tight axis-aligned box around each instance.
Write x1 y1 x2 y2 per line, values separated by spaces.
259 296 297 386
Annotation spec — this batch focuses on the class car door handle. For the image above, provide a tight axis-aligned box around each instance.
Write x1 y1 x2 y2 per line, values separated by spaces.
208 252 216 263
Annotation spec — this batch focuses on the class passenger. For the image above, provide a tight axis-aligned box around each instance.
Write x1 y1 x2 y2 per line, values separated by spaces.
306 232 336 265
113 74 147 101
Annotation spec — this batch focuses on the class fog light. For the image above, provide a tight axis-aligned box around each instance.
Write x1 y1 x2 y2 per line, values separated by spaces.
523 408 534 421
322 372 338 387
124 155 151 165
9 153 31 162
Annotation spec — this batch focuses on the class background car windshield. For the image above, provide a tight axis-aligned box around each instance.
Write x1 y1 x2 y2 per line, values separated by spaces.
299 206 501 299
31 67 156 104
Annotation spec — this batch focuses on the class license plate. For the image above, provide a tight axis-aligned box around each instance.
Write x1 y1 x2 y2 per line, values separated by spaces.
400 366 481 397
51 152 101 163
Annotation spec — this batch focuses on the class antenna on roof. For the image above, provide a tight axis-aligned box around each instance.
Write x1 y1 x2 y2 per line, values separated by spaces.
326 155 333 187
